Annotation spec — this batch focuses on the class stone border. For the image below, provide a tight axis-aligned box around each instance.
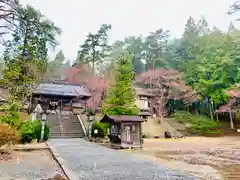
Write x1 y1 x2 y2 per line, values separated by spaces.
77 114 87 136
0 143 49 151
46 142 79 180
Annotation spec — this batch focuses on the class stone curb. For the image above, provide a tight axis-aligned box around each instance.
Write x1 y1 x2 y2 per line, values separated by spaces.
0 144 49 151
46 142 79 180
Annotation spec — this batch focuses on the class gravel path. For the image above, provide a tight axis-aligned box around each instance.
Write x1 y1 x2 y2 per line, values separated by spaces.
49 138 196 180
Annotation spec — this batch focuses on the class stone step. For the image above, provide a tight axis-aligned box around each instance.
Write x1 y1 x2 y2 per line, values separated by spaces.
50 133 85 138
47 114 86 138
51 131 84 134
51 131 62 134
50 136 84 139
51 133 84 136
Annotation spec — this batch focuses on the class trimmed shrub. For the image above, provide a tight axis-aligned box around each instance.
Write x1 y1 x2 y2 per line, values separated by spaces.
33 120 50 141
19 120 51 144
91 121 109 138
0 123 19 147
19 121 36 144
172 111 223 135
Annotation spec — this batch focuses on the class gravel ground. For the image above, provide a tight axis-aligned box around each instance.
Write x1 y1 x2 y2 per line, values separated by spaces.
136 137 240 180
49 138 196 180
0 150 66 180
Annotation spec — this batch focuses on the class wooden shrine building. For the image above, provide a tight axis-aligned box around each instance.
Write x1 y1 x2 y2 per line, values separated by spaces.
30 82 91 113
100 115 143 149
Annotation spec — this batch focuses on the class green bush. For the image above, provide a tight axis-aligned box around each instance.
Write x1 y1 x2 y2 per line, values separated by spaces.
172 111 223 135
0 115 22 130
91 121 109 138
19 120 50 144
33 120 50 141
0 100 50 143
0 114 51 144
19 121 36 144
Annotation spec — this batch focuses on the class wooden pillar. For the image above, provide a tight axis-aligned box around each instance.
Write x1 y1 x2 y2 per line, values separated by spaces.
229 109 234 129
139 122 143 147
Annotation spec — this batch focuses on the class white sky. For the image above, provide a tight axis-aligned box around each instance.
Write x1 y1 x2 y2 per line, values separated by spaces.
19 0 239 61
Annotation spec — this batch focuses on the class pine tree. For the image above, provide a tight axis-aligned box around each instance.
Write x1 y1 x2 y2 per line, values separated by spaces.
103 54 139 115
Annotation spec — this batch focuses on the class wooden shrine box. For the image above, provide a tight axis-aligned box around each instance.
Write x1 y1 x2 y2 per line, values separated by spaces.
100 114 144 149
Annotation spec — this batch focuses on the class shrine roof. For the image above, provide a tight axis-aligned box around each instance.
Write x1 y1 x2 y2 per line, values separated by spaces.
101 114 143 123
33 83 91 97
135 87 155 97
139 111 152 116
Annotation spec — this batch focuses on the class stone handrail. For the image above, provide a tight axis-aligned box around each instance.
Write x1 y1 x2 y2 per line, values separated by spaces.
77 114 87 137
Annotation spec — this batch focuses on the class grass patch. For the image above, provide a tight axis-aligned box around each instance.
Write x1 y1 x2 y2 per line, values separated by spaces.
172 111 224 135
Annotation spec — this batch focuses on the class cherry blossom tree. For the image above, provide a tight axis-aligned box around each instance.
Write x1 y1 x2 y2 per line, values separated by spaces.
135 68 198 120
86 76 108 111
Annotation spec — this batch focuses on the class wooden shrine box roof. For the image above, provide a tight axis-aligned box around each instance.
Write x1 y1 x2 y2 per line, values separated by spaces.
100 114 143 123
139 111 152 116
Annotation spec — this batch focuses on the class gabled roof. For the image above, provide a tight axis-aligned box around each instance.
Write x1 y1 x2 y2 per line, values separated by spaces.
215 99 237 113
100 114 143 123
135 87 155 97
139 111 152 116
33 83 91 97
227 90 240 98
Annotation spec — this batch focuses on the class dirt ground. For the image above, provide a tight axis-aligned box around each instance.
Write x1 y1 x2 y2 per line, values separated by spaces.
127 136 240 180
0 150 67 180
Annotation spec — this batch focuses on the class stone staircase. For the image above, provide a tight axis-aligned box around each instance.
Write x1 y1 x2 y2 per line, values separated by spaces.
47 113 85 138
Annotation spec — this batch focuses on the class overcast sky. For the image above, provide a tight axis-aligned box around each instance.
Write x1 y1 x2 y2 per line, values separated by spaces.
20 0 238 61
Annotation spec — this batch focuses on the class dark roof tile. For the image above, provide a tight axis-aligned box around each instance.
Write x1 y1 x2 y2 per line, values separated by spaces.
108 115 143 122
33 83 91 97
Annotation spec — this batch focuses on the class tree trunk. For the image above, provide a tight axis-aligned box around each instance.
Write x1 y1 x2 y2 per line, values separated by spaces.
209 102 214 120
92 48 95 75
229 109 234 129
194 109 199 115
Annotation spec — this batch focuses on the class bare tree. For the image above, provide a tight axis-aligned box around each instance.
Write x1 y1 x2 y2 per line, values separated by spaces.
135 68 198 121
0 0 19 37
228 0 240 20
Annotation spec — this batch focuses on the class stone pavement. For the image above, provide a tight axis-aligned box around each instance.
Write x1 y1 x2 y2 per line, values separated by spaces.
48 138 196 180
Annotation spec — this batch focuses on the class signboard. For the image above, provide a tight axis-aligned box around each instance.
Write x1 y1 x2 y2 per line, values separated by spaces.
34 104 42 113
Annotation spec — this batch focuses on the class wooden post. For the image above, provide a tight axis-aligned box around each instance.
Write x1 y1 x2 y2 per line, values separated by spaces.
216 113 219 122
140 122 143 148
229 109 234 129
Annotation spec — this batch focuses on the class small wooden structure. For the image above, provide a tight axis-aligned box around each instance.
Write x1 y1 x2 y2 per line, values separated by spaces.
100 114 143 149
135 87 155 119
